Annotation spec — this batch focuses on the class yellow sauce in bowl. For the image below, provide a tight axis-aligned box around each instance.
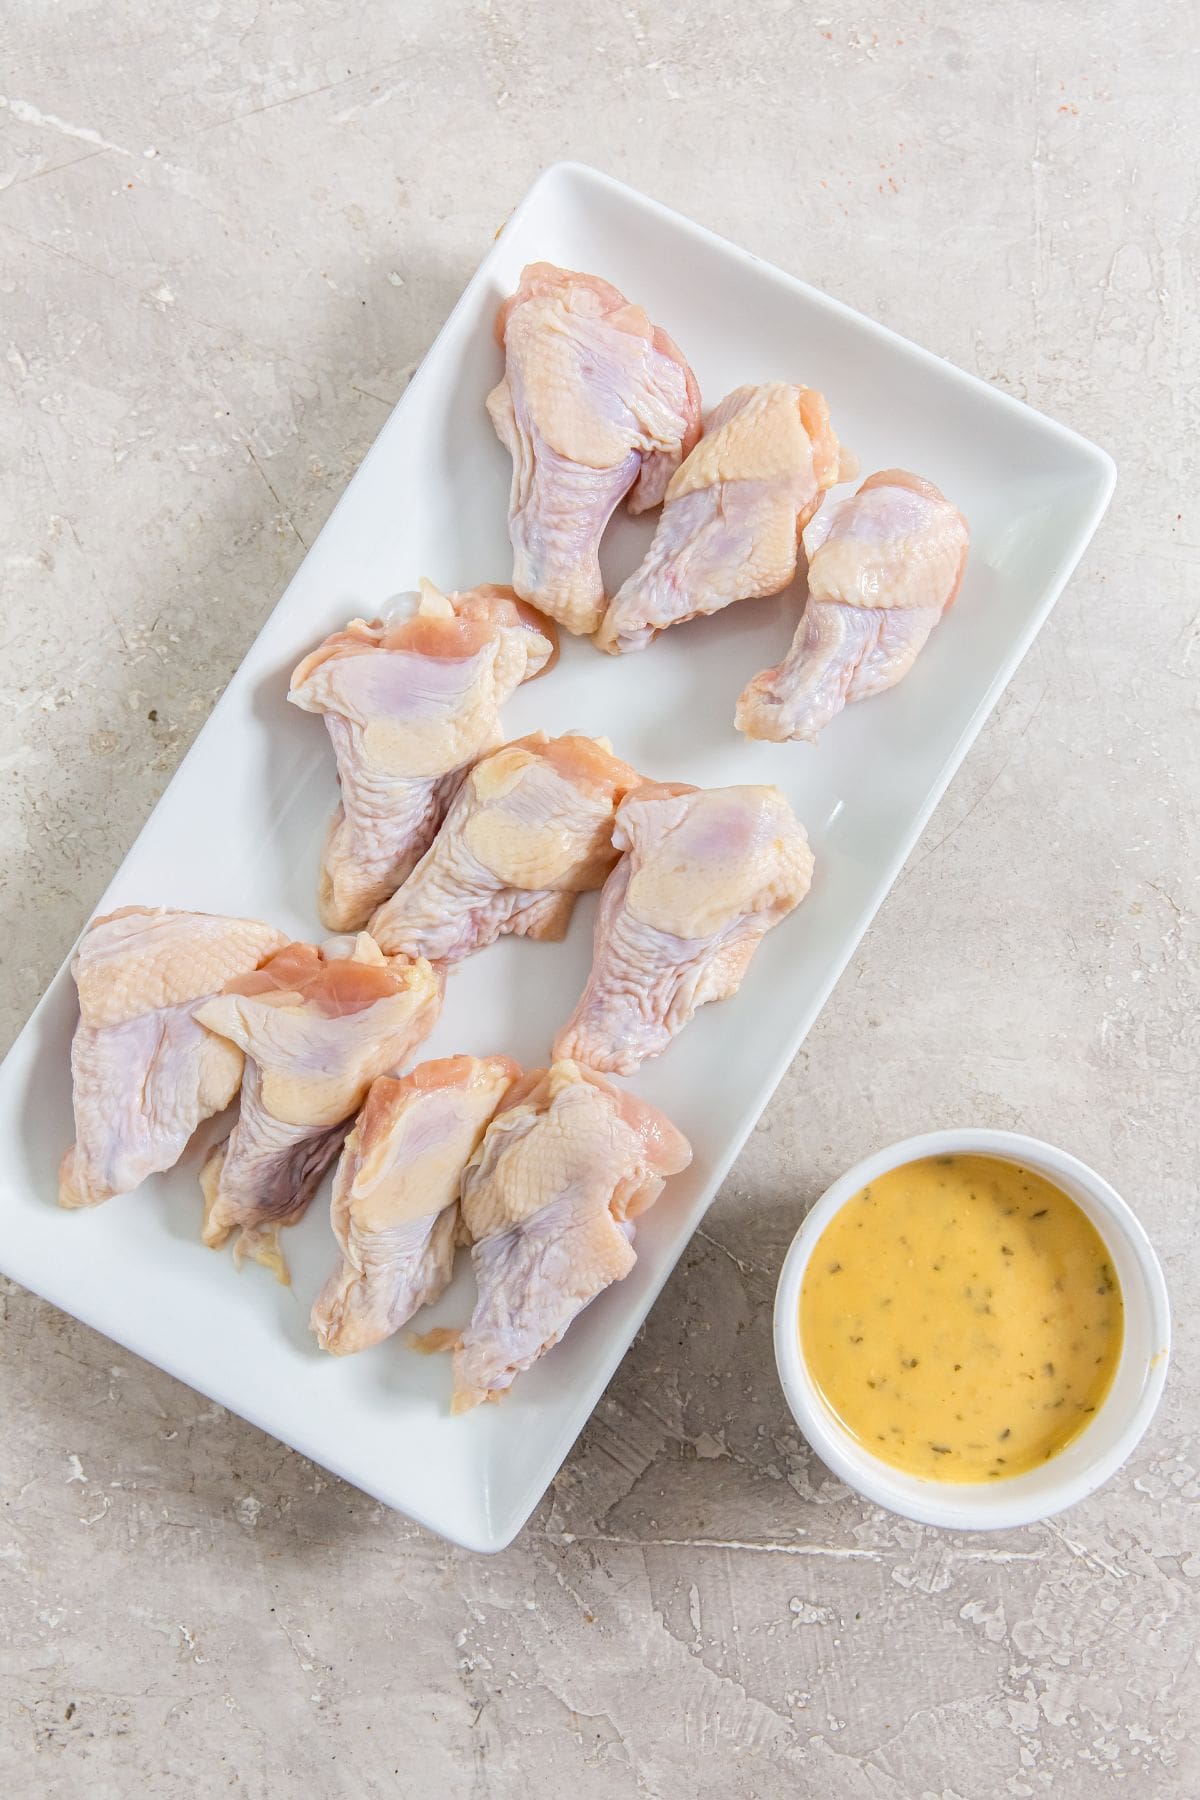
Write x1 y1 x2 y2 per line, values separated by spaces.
799 1155 1123 1481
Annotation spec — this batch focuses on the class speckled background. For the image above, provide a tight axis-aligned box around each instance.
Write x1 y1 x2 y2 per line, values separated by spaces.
1 4 1196 1795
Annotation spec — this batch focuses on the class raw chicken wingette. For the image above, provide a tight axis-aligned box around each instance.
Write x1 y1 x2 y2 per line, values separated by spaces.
289 580 555 932
554 783 814 1073
195 934 441 1279
488 263 701 635
59 907 287 1210
369 732 641 964
595 382 853 654
449 1060 692 1411
736 469 969 743
311 1054 520 1355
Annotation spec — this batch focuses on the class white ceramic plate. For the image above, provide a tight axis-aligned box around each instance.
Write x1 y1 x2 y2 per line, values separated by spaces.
0 163 1115 1552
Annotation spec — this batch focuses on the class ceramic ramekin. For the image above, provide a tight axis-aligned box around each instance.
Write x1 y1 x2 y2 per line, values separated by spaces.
773 1129 1170 1529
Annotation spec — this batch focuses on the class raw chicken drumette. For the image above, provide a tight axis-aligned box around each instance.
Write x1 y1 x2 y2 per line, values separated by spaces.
369 732 641 964
487 263 701 635
595 383 852 654
290 580 555 932
449 1060 692 1411
736 469 969 744
554 783 814 1073
195 934 441 1279
311 1054 520 1355
59 907 286 1210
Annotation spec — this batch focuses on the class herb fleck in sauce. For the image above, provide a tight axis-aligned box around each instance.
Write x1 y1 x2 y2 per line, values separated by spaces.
799 1155 1124 1482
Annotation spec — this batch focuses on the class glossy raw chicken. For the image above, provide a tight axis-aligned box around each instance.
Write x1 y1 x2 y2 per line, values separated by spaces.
290 581 556 932
311 1055 520 1354
595 383 853 654
59 907 286 1210
195 934 441 1279
487 263 701 635
369 732 641 964
448 1060 692 1411
736 470 969 743
554 783 814 1073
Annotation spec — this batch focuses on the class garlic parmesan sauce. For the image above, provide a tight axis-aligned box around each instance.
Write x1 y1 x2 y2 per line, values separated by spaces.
799 1155 1124 1481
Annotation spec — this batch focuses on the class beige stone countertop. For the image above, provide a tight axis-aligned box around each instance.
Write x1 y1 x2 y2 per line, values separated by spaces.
1 4 1196 1795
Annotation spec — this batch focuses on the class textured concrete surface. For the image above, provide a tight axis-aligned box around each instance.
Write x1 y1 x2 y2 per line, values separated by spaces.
1 3 1197 1795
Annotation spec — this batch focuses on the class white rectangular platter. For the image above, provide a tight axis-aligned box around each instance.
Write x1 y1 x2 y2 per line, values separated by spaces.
0 163 1114 1551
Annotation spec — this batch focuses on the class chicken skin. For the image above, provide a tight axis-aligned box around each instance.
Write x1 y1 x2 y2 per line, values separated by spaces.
736 470 969 744
311 1054 520 1355
369 732 641 964
554 784 814 1073
595 383 852 654
289 581 556 933
195 934 441 1279
487 263 701 636
59 907 287 1210
449 1060 692 1411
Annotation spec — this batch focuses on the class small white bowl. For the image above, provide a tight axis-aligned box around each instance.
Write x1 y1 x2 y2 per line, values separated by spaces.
773 1129 1170 1530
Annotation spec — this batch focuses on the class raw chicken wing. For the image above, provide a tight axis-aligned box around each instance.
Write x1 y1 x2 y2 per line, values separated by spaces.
450 1060 692 1410
736 470 969 743
290 580 555 932
554 784 813 1073
195 934 441 1279
487 263 701 635
595 383 852 653
369 732 640 964
59 907 286 1210
311 1054 520 1354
